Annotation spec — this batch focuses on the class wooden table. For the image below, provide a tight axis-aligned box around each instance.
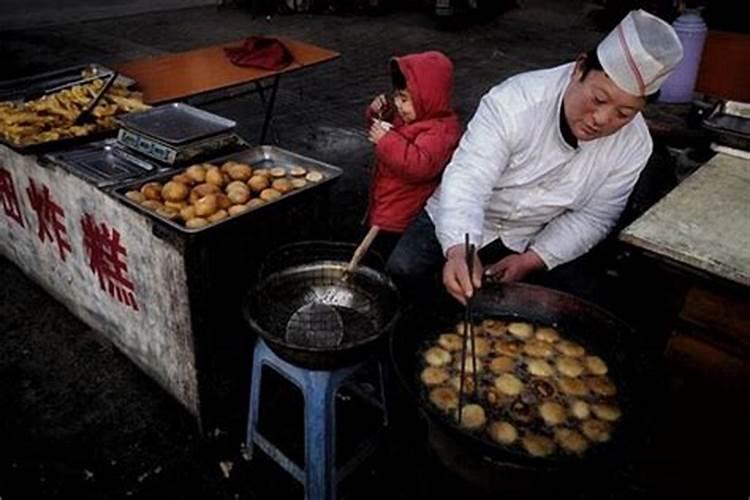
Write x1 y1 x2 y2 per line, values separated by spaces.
619 152 750 380
115 37 340 144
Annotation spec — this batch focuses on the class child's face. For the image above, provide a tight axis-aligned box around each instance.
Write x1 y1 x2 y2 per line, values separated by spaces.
393 89 416 123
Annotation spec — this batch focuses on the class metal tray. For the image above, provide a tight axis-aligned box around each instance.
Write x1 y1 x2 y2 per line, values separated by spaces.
110 145 343 235
0 63 115 102
116 103 236 145
702 100 750 151
44 139 163 188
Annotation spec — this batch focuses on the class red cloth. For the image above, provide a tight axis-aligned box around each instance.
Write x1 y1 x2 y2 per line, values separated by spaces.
224 36 293 70
366 51 461 233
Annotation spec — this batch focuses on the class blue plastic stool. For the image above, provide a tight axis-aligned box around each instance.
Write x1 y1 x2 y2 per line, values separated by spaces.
245 339 388 500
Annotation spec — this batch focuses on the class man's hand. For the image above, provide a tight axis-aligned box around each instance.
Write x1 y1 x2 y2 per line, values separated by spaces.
368 119 392 144
442 244 483 305
484 250 545 283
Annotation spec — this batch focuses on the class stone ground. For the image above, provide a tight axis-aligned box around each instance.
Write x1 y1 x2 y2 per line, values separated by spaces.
0 2 747 499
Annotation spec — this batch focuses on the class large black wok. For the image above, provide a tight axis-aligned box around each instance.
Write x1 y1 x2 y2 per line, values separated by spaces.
389 282 641 492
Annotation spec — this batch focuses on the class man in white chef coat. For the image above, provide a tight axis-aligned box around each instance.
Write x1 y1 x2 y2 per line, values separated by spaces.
386 9 684 304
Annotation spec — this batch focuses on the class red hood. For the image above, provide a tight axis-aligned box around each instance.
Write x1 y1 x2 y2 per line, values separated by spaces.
393 51 454 121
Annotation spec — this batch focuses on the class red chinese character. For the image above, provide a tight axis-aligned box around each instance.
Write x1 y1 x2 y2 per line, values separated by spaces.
26 178 71 261
80 213 139 311
0 167 25 228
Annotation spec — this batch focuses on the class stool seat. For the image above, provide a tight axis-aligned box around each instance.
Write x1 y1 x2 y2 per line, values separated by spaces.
246 338 387 500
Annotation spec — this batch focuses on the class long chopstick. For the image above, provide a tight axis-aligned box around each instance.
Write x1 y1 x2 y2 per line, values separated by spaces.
458 233 478 423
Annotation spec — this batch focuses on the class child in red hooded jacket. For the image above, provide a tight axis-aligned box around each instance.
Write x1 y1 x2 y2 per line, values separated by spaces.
364 50 461 260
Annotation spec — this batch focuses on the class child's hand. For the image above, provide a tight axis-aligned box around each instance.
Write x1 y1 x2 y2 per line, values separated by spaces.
368 119 392 144
369 94 388 117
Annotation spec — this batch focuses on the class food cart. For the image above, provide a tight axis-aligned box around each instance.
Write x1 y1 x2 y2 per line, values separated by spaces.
0 60 342 429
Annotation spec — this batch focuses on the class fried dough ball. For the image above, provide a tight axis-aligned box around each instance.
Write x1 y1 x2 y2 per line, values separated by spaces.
438 333 463 352
260 188 282 201
125 190 145 203
424 347 452 367
558 377 589 397
526 359 554 378
253 168 271 178
194 194 218 217
581 419 612 443
524 339 554 358
554 428 589 455
289 165 307 177
205 166 225 187
164 200 187 211
421 366 450 386
155 206 179 220
269 167 287 178
172 173 195 186
185 217 209 229
225 162 253 181
556 340 586 357
586 376 617 397
495 341 524 357
463 336 491 357
591 404 621 422
226 180 249 192
487 421 518 445
459 404 487 431
290 178 307 189
228 204 251 217
539 401 567 426
429 386 459 412
556 356 585 378
507 322 534 339
246 198 266 209
227 187 250 205
140 182 163 201
179 205 196 221
489 356 515 375
140 200 163 211
207 209 228 223
190 183 221 204
247 175 271 193
161 181 189 202
522 433 556 457
495 373 524 396
185 165 207 183
535 326 560 343
585 355 609 375
306 170 324 182
570 400 591 420
272 178 294 194
482 319 508 337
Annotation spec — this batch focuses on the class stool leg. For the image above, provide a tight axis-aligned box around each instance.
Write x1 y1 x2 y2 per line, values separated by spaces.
304 370 337 500
245 341 267 460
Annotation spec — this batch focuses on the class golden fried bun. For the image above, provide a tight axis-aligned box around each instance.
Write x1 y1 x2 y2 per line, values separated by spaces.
259 188 282 201
526 359 554 377
421 366 450 386
591 404 621 422
507 322 534 339
585 355 609 375
140 182 163 201
495 341 524 357
556 340 586 357
185 217 209 229
459 404 487 431
494 373 524 396
289 165 307 177
269 166 287 178
448 375 476 395
487 421 518 445
125 190 146 203
554 428 589 454
522 433 556 457
556 356 584 378
453 355 483 374
207 209 228 223
305 170 323 182
581 419 612 442
570 400 591 420
272 178 294 194
524 339 554 358
438 333 464 352
429 386 459 412
247 175 271 193
539 401 567 426
557 377 589 397
423 347 452 367
535 326 560 343
482 319 508 337
489 356 515 375
290 178 307 189
586 376 617 397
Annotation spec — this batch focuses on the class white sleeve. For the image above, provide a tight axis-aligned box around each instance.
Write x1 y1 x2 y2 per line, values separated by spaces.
529 143 652 269
434 87 517 254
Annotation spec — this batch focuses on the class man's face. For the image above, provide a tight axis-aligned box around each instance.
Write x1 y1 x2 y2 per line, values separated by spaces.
394 89 416 123
563 60 646 141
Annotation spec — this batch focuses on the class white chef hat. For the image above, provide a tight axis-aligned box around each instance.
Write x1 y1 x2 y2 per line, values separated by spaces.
597 9 684 97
